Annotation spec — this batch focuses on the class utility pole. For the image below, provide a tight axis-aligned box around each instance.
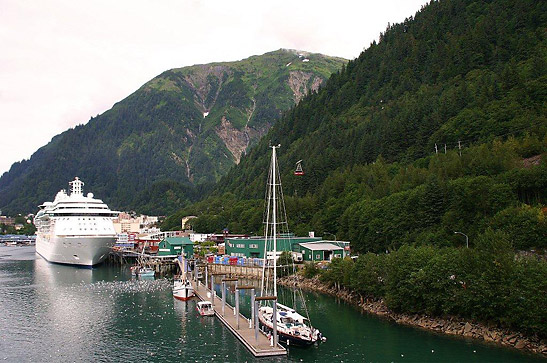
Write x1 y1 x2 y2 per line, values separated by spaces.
444 144 447 154
458 140 462 157
435 143 438 154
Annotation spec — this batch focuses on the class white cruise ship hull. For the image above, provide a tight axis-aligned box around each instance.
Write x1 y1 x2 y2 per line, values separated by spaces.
36 234 116 266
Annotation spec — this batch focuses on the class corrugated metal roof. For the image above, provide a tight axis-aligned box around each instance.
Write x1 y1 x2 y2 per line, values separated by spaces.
163 236 193 245
299 242 343 251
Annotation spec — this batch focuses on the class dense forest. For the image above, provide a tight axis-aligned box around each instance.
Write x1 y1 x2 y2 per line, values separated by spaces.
163 138 546 252
160 0 547 338
0 50 345 215
317 240 546 338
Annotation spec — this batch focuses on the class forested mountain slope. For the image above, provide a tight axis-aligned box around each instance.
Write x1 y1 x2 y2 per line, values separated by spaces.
217 0 546 199
0 50 346 214
163 0 546 252
160 0 547 341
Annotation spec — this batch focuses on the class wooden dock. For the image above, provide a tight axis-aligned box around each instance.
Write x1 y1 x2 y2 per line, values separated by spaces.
192 280 287 357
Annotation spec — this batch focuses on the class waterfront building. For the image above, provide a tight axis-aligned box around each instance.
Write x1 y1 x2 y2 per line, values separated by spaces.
297 241 351 261
225 235 321 259
157 237 193 257
113 213 160 235
0 216 15 226
210 233 249 244
225 236 351 261
189 233 210 243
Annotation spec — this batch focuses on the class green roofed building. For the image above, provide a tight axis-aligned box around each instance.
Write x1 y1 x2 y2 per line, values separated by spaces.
158 237 194 257
225 235 321 259
297 241 350 262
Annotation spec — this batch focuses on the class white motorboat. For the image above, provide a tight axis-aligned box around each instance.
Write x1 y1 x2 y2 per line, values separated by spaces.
196 301 215 316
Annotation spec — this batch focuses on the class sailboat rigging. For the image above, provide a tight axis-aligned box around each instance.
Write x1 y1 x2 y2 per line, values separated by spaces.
257 145 324 346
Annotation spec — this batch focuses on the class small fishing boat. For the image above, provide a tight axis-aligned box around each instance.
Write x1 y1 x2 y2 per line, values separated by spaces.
173 254 194 300
173 275 194 300
131 265 155 277
196 301 215 316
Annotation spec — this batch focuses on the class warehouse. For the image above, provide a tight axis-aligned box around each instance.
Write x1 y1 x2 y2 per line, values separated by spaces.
157 237 194 257
225 235 321 259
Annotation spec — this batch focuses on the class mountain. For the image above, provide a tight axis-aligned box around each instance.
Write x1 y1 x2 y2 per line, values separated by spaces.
215 0 547 200
162 0 547 340
163 0 546 251
0 50 346 215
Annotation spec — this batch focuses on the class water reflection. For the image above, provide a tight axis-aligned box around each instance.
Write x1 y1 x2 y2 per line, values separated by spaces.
31 258 114 362
0 247 543 362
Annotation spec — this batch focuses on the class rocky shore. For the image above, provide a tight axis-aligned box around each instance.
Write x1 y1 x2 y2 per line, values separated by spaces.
278 274 547 357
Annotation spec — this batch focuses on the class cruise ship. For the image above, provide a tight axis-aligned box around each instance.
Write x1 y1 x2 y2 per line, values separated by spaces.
34 177 118 266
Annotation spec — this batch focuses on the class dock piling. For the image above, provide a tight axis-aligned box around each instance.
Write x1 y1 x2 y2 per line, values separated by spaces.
222 281 226 316
254 300 259 342
234 280 238 316
205 265 208 290
272 301 278 347
235 289 240 329
250 288 255 328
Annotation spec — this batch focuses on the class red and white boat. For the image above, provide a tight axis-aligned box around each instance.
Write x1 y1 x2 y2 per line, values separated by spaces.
173 275 194 300
173 254 194 300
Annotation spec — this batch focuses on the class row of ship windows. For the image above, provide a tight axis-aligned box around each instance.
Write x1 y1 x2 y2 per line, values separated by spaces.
49 214 116 217
57 206 108 209
62 228 109 231
57 217 110 221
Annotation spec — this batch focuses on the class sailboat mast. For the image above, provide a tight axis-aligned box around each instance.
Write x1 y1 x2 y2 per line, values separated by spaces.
272 145 278 298
181 254 186 280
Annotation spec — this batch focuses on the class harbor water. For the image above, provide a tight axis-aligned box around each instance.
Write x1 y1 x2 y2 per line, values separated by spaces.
0 246 543 362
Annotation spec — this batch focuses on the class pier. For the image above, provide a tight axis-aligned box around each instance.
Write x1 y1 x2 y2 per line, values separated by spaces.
107 249 179 274
192 278 287 357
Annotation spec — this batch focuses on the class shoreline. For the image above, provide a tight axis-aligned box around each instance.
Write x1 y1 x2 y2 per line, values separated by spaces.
278 274 547 357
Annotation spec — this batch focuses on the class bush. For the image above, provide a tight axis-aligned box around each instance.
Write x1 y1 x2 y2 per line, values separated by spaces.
310 242 547 338
302 262 320 278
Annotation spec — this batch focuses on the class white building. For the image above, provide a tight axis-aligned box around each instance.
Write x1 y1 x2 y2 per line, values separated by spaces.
189 233 210 243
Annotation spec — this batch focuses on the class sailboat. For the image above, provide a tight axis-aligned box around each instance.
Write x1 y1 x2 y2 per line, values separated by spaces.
173 254 194 301
257 145 324 346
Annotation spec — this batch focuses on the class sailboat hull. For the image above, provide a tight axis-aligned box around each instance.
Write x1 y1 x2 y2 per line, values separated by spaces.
173 281 195 301
173 289 194 301
259 320 317 347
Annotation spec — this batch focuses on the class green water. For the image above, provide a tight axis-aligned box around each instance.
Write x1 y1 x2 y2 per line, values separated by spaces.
0 246 543 362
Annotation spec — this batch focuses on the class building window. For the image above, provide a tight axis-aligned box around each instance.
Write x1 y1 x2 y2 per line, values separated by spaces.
236 244 244 248
316 254 321 259
249 244 258 249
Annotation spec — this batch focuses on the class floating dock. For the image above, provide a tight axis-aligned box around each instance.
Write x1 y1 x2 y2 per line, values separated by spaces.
192 280 287 357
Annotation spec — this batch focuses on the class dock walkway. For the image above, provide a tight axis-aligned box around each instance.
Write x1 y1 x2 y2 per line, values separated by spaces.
192 281 287 357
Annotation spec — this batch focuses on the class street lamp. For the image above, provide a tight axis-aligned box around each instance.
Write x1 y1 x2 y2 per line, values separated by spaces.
323 231 337 241
454 231 469 248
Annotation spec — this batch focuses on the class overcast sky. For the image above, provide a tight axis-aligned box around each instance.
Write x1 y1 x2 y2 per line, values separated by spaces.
0 0 429 175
